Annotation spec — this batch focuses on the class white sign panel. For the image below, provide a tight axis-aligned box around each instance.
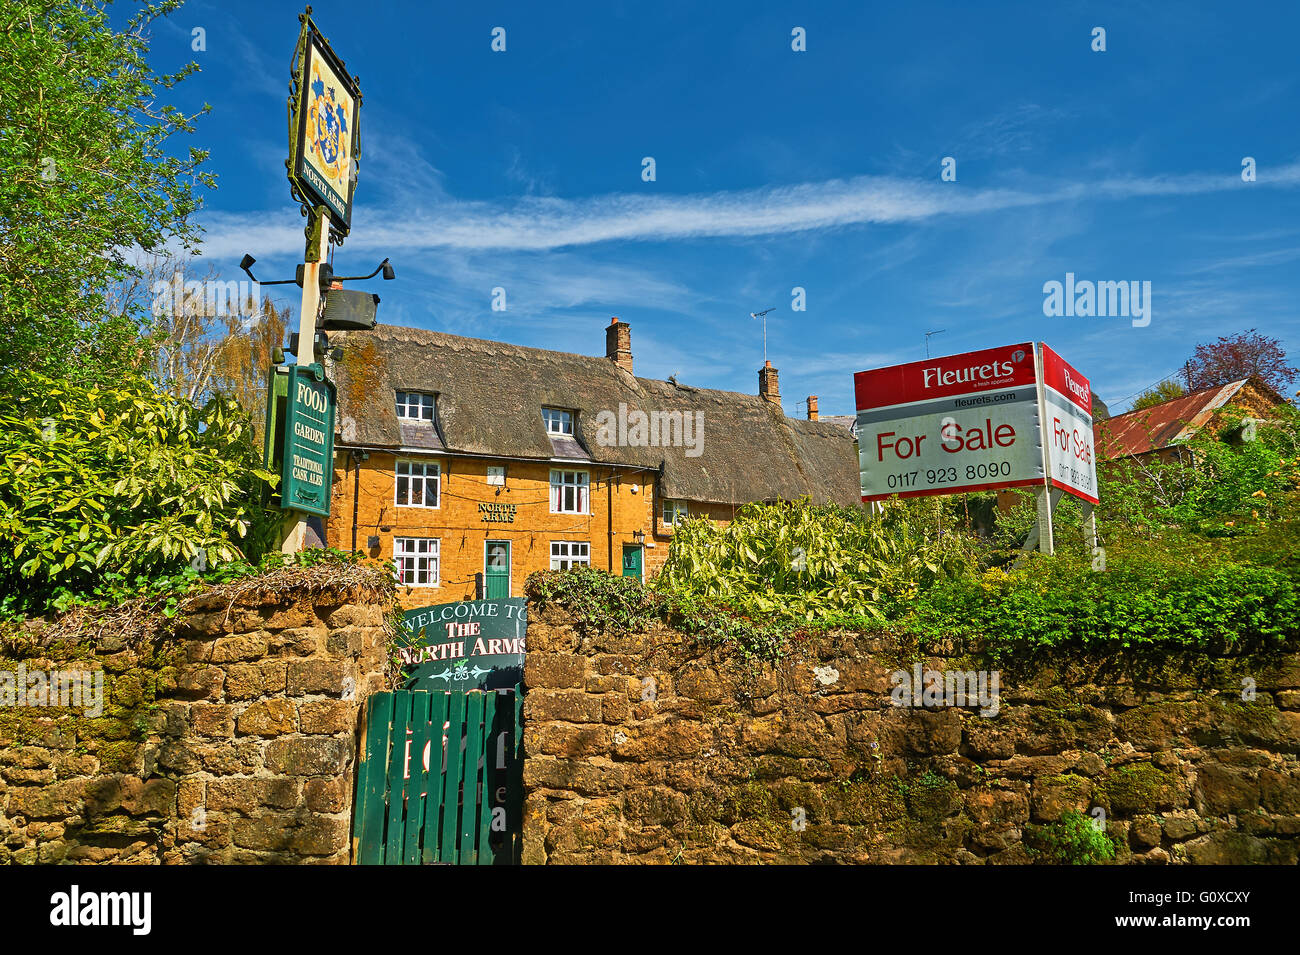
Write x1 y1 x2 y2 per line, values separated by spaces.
855 343 1045 501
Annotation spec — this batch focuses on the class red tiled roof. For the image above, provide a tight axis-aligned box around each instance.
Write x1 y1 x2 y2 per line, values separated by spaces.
1093 381 1256 458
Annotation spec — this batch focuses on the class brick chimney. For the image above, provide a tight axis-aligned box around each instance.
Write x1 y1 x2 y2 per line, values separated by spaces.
758 361 781 406
806 395 819 420
606 317 632 373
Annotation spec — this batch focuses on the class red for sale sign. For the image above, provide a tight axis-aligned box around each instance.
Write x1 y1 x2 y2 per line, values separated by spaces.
1039 344 1098 504
854 343 1045 501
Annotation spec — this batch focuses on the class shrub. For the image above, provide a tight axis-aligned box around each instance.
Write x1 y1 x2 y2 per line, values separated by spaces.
1035 810 1115 865
655 499 975 622
0 371 280 614
911 547 1300 655
524 568 801 662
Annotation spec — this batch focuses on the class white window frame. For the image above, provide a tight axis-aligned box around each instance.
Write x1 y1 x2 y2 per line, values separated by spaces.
542 407 574 435
396 391 436 422
394 537 440 587
663 499 688 526
395 459 441 509
550 541 590 570
549 469 589 514
486 465 506 486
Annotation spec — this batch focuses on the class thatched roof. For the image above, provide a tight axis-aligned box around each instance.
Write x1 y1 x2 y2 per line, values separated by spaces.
330 324 859 507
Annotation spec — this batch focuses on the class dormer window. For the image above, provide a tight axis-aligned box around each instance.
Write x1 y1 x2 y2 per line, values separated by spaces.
542 407 573 435
396 391 435 422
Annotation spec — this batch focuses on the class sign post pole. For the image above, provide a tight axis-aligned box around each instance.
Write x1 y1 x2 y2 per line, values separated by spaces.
277 8 361 554
1033 343 1055 556
281 205 330 554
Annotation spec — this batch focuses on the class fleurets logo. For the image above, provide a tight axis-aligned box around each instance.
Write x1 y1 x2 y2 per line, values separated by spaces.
919 348 1026 391
923 359 1014 389
50 886 151 935
1062 367 1090 406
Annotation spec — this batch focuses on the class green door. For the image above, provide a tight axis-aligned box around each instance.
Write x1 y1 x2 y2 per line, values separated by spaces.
621 544 643 580
485 541 510 598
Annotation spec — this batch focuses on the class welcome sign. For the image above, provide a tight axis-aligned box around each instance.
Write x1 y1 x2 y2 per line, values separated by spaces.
398 598 527 691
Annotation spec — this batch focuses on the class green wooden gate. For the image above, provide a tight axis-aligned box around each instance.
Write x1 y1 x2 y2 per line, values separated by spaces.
351 687 523 865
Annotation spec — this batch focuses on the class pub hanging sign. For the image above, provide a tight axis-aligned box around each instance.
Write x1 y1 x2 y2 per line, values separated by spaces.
266 362 336 518
288 13 361 234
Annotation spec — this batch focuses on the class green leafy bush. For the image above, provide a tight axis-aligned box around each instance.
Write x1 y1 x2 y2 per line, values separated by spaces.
911 548 1300 655
524 567 802 662
526 566 660 635
1034 810 1115 865
655 499 974 622
1092 403 1300 536
0 371 280 614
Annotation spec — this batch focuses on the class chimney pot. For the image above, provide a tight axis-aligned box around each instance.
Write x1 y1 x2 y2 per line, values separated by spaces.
606 318 633 374
759 362 781 406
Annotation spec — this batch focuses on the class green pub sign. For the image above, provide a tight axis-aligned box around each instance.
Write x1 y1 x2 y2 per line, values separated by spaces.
397 598 527 691
264 363 336 517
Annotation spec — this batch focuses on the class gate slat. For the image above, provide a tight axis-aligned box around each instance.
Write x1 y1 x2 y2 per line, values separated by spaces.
403 691 432 865
460 691 486 864
439 691 466 864
383 690 413 863
421 690 449 864
477 691 499 865
507 688 524 864
354 692 394 865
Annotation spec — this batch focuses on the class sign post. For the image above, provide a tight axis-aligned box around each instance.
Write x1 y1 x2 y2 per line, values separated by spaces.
1034 343 1099 558
281 220 331 553
279 8 362 552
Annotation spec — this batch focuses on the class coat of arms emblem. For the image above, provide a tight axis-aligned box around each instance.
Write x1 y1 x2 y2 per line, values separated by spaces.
307 68 348 181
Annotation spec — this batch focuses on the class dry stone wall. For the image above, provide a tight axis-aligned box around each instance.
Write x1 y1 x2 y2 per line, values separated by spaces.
521 608 1300 864
0 570 394 864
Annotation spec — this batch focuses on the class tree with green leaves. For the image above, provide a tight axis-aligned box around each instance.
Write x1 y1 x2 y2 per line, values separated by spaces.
0 0 213 385
1130 379 1186 411
0 370 281 615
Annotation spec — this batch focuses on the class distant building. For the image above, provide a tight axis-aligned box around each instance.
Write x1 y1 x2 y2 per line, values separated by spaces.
1095 376 1286 465
325 319 859 607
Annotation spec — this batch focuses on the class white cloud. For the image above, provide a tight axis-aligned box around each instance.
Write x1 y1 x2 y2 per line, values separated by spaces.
195 160 1300 260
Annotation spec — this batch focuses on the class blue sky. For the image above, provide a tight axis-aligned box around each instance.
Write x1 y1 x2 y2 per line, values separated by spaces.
148 0 1300 415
